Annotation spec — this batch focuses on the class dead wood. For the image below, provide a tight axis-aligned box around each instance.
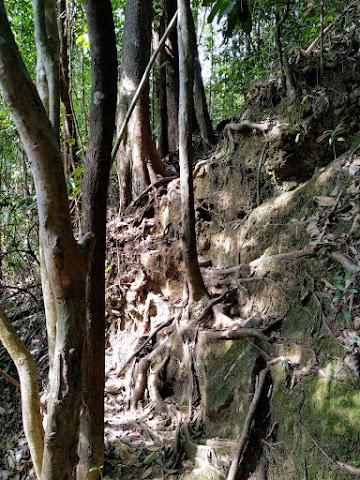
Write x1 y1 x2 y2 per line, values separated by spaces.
227 367 269 480
326 250 360 274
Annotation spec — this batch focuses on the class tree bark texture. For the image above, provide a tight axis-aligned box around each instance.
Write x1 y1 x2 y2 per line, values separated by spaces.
33 0 60 136
189 11 214 152
177 0 207 302
0 306 44 479
0 3 88 478
58 0 80 172
78 0 117 478
115 0 164 210
163 0 180 153
155 14 169 157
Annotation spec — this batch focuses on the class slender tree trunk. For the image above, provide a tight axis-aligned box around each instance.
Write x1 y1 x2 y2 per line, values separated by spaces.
0 3 89 478
190 11 214 152
155 14 169 157
78 1 117 479
58 0 80 171
33 0 60 137
115 0 164 211
178 0 207 302
34 0 61 386
163 0 179 152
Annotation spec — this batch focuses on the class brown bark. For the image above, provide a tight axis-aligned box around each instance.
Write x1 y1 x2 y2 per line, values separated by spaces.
0 3 88 479
116 0 164 211
189 11 214 152
155 14 169 157
78 0 117 478
163 0 180 152
178 0 207 302
58 0 80 171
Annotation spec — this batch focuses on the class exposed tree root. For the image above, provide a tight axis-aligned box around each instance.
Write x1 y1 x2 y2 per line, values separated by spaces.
223 120 270 153
117 314 176 376
227 367 269 480
306 429 360 476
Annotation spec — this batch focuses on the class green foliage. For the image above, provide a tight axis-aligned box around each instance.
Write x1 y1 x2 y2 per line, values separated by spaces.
317 124 346 146
328 271 357 325
88 465 103 480
203 0 252 36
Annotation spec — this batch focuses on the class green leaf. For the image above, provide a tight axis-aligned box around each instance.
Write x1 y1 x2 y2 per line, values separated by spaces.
141 467 152 479
143 452 156 465
347 288 358 294
343 311 352 323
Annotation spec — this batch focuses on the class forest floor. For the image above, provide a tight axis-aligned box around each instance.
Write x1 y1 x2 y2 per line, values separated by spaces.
1 37 360 480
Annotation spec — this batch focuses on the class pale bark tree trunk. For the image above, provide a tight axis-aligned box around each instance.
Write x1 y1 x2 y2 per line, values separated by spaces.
0 7 87 476
33 0 61 385
115 0 164 211
177 0 207 302
78 0 117 478
0 0 117 478
34 0 60 137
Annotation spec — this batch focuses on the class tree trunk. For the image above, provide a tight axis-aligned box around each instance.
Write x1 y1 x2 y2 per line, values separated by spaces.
190 11 214 153
177 0 207 302
115 0 164 211
78 1 117 479
163 0 180 152
0 3 88 479
155 13 169 158
58 0 80 172
34 0 60 136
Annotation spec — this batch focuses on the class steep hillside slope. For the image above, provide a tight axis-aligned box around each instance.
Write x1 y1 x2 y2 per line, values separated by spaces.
103 43 360 480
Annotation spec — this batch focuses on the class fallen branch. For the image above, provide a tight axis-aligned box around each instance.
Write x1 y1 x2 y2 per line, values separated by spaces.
227 368 269 480
124 176 177 214
0 367 20 389
327 250 360 274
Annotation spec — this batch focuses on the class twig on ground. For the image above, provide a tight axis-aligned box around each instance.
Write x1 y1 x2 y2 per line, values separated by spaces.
227 368 269 480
